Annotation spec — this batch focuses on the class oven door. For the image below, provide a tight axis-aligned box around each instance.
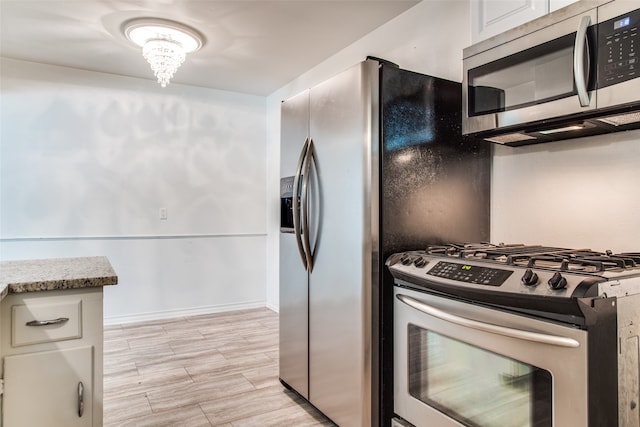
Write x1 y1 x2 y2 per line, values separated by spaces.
394 286 589 427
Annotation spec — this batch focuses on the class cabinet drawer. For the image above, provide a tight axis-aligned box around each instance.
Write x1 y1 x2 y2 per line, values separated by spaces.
12 299 82 347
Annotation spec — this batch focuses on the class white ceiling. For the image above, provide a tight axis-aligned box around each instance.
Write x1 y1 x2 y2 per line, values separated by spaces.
0 0 420 95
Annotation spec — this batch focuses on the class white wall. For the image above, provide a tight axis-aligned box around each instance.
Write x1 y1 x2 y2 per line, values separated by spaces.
265 0 472 310
492 129 640 253
0 58 267 323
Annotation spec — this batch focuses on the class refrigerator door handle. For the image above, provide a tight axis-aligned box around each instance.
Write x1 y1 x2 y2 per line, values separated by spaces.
301 138 318 272
293 138 310 270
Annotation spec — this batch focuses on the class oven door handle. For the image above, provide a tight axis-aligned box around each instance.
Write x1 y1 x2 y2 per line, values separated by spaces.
396 294 580 348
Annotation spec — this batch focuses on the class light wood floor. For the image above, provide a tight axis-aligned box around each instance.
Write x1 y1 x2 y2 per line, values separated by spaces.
103 307 334 426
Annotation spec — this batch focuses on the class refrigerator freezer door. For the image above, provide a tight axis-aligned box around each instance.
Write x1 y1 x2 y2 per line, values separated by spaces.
280 91 310 178
279 90 310 399
308 60 378 427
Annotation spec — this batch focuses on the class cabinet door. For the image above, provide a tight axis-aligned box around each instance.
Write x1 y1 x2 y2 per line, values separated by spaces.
3 346 93 427
550 0 578 13
472 0 549 43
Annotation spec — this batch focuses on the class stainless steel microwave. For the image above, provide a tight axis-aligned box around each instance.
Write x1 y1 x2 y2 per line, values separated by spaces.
462 0 640 146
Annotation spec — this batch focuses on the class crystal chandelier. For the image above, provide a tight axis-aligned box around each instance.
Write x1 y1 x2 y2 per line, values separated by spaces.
123 18 204 88
142 39 185 87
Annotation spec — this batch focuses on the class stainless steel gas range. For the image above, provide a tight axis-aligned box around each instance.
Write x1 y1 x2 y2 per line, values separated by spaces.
387 243 640 427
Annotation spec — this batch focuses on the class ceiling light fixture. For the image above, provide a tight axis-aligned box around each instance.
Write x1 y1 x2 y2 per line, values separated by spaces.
123 18 204 88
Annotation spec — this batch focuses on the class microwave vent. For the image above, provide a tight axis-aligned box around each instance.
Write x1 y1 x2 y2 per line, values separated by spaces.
484 133 537 144
597 112 640 127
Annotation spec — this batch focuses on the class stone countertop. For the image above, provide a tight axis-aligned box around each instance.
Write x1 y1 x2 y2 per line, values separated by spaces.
0 256 118 301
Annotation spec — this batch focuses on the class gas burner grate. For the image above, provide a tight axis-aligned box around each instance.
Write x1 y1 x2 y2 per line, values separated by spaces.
424 245 466 256
423 244 640 273
613 253 640 266
521 254 627 272
425 243 525 257
425 244 574 259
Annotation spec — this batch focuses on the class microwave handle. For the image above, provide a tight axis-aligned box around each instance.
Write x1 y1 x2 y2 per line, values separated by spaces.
396 294 580 348
574 15 592 107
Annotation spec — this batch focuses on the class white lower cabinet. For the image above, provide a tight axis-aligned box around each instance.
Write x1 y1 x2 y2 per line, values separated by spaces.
1 288 103 427
3 346 94 427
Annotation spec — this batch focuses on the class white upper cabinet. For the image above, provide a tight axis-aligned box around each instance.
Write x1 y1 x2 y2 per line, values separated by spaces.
472 0 549 43
550 0 580 12
471 0 580 43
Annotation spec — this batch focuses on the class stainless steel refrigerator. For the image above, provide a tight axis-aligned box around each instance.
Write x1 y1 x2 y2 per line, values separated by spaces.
279 58 490 427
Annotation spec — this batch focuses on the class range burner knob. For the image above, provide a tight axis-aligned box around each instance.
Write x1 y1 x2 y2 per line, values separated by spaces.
548 272 568 290
400 254 413 265
414 257 427 268
521 268 539 286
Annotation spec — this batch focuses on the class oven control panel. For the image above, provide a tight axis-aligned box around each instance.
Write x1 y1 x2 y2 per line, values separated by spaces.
386 251 600 300
427 261 513 287
386 246 640 311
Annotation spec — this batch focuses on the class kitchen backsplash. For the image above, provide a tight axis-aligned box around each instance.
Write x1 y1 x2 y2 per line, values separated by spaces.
491 128 640 252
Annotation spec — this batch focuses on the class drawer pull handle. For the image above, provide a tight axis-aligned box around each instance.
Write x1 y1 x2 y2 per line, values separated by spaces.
78 381 84 417
25 317 69 327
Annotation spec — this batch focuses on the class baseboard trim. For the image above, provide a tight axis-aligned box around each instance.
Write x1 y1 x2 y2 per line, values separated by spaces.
104 300 269 325
265 302 279 313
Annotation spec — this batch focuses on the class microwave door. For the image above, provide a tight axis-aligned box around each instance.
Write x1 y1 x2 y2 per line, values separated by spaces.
463 8 598 135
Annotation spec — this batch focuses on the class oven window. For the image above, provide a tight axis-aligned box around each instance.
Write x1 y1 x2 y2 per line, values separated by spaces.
468 32 579 117
408 325 552 427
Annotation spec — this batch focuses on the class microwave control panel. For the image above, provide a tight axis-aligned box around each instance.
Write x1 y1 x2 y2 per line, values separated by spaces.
598 8 639 88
